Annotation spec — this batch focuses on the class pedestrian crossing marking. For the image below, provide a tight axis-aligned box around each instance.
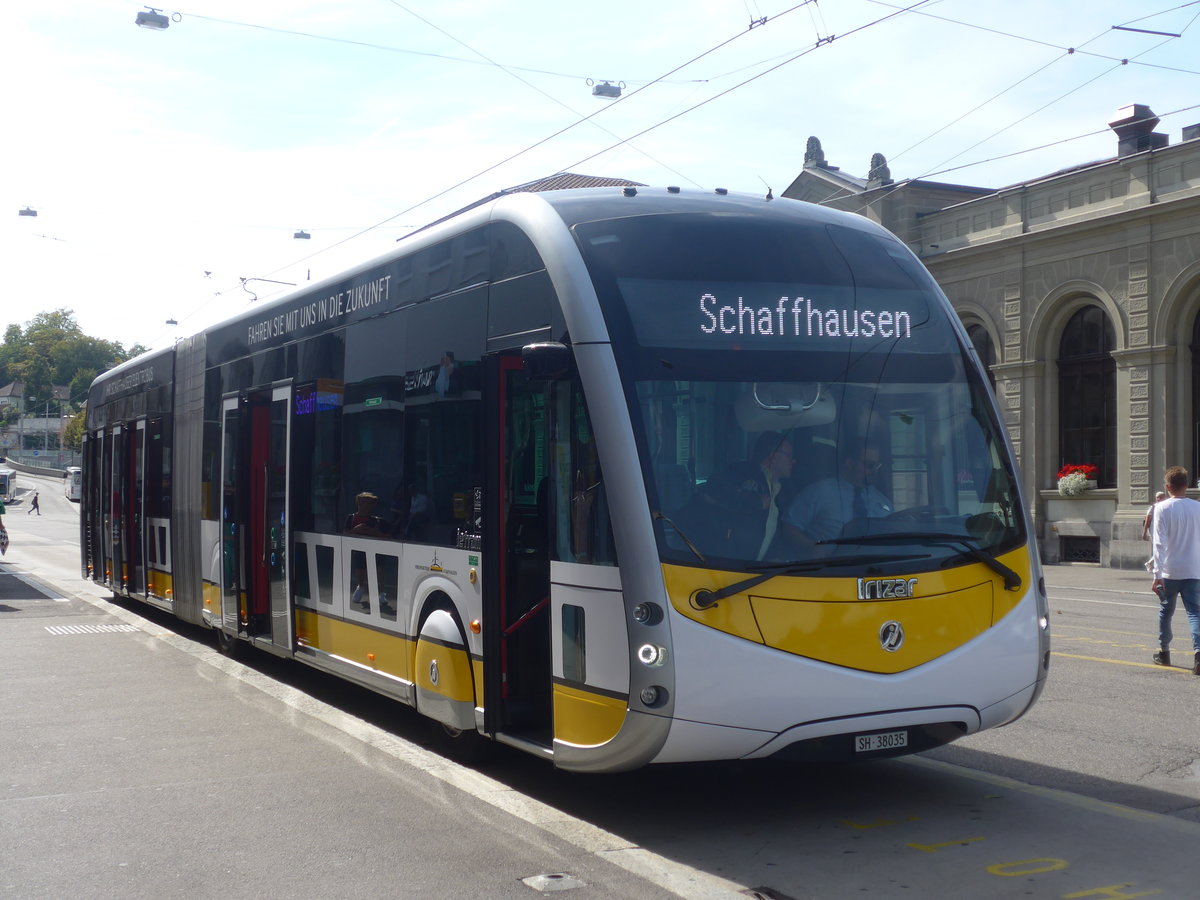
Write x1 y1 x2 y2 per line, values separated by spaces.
44 623 140 635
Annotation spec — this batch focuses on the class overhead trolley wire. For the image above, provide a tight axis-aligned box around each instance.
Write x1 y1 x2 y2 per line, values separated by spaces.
379 0 703 190
833 4 1200 219
558 0 937 176
182 0 830 304
865 0 1200 76
171 8 705 85
917 101 1200 182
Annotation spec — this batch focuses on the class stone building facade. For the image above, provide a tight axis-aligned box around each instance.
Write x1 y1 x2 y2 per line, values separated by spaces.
783 105 1200 568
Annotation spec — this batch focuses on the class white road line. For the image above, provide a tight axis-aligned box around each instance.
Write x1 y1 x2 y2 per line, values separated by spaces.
1048 594 1156 609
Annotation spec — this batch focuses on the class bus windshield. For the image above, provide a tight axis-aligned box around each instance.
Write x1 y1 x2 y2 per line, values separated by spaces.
632 370 1022 570
573 210 1024 572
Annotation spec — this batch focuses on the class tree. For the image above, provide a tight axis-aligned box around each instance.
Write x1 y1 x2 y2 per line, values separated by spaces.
21 355 53 415
69 369 98 408
0 323 26 386
62 408 85 452
0 308 142 411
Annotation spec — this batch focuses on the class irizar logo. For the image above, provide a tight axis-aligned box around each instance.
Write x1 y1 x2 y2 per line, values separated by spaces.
857 577 918 600
879 620 905 652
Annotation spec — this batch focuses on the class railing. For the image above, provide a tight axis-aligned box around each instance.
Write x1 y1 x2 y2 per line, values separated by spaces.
0 450 82 475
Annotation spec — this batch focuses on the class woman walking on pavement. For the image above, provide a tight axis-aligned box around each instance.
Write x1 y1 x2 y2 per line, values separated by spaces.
27 491 40 515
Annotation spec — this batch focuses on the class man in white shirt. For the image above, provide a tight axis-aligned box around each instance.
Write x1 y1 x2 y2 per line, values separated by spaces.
784 441 892 546
1150 466 1200 673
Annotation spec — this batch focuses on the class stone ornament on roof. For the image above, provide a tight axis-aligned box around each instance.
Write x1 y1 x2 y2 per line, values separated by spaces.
867 153 893 186
804 136 827 168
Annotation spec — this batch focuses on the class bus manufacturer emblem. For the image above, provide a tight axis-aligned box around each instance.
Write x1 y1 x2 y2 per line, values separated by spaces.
858 577 918 599
879 621 905 652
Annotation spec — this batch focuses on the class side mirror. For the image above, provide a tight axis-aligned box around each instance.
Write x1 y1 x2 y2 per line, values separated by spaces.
521 342 573 381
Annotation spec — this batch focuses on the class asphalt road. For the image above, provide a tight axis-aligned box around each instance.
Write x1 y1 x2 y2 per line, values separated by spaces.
928 563 1200 819
4 470 1199 898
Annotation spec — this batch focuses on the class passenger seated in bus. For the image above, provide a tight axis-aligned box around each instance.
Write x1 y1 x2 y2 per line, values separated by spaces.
686 431 794 561
782 441 892 547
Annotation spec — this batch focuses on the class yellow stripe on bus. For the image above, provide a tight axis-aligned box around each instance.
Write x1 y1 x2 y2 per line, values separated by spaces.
414 637 474 703
295 608 413 682
553 683 628 747
146 569 174 602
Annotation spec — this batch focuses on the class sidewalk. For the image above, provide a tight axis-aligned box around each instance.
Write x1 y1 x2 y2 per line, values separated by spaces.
1041 561 1152 594
0 562 696 900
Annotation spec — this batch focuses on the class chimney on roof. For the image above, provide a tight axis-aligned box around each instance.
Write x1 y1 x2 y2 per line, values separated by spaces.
1108 104 1168 157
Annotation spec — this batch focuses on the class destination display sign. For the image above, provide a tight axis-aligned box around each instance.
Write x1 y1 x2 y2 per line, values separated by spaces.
616 279 955 353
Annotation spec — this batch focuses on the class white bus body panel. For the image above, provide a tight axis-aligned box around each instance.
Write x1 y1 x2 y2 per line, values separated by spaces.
550 561 629 696
652 587 1043 763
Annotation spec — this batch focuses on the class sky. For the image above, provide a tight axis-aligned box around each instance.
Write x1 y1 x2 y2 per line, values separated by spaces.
3 0 1198 356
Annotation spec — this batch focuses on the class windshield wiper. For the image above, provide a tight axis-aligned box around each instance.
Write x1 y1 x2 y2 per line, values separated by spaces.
694 553 928 609
652 512 706 563
821 531 1022 592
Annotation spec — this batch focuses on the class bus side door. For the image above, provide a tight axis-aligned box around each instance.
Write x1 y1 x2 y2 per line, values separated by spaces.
484 354 554 746
219 386 293 651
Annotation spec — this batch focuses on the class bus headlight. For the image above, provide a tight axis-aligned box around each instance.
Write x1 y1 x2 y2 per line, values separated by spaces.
637 643 668 667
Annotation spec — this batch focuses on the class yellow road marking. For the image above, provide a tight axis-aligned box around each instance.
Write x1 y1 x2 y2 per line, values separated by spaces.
1051 651 1192 671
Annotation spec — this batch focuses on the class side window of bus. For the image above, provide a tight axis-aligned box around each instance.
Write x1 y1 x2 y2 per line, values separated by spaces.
403 289 487 546
551 379 617 566
340 316 401 538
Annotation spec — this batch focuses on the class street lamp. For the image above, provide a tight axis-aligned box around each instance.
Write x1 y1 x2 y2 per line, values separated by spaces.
136 7 171 29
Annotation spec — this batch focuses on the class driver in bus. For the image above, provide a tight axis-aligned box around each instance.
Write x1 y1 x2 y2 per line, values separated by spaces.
783 441 892 547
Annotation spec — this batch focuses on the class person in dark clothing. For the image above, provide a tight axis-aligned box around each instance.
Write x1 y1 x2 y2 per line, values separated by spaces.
690 431 794 561
344 491 385 536
27 492 40 515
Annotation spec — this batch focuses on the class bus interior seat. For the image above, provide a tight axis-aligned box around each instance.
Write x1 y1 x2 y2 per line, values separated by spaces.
653 463 694 515
792 437 837 491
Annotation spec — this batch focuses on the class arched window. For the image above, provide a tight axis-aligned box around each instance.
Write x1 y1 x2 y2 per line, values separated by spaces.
1191 313 1200 480
966 323 996 390
1058 305 1115 487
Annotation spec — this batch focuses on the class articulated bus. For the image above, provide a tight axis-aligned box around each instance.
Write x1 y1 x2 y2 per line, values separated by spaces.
82 187 1049 771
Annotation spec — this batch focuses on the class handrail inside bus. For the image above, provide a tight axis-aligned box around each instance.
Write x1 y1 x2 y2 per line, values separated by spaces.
750 382 825 413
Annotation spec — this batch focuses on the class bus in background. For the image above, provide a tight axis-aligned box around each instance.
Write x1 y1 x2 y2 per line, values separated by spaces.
0 468 15 503
80 187 1049 771
65 466 82 502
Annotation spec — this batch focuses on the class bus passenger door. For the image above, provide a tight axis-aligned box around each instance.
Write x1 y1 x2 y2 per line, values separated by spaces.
219 397 242 636
485 355 554 746
220 389 293 650
128 419 146 597
260 386 292 650
109 425 125 591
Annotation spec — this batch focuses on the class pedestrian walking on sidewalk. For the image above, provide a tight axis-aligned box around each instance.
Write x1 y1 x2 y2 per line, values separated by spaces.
1149 466 1200 673
27 491 40 515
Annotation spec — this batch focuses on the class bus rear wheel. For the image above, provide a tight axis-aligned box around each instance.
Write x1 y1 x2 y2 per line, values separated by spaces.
428 720 489 765
214 628 240 658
